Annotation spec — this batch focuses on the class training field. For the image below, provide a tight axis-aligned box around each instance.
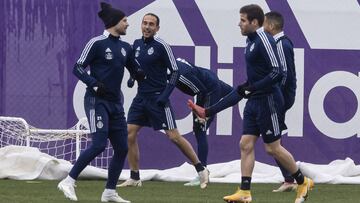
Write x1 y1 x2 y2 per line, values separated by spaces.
0 180 358 203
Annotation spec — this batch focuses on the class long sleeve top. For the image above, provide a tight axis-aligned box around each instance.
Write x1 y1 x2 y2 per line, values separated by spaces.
73 30 139 102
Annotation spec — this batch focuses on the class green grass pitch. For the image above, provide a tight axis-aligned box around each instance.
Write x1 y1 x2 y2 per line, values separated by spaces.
0 180 359 203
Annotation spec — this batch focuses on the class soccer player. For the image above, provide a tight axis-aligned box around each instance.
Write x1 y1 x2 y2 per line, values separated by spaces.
118 13 209 189
127 57 233 186
172 58 234 186
129 57 233 186
264 11 298 193
57 2 143 202
189 4 313 203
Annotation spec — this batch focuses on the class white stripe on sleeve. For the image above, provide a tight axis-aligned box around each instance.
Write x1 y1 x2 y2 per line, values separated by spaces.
155 37 178 71
77 35 107 64
258 31 279 68
179 75 200 93
277 41 288 85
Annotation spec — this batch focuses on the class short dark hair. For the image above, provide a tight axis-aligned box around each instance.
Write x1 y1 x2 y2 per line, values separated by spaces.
143 13 160 26
265 11 284 30
240 4 264 26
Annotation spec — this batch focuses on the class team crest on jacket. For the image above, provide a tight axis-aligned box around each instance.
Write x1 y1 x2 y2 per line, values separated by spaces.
105 48 113 60
135 47 140 57
121 48 126 57
147 47 154 55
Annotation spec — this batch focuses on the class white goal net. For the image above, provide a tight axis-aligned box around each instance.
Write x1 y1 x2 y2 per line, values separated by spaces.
0 116 113 169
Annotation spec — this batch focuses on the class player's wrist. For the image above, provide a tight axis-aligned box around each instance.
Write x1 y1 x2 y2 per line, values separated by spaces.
204 109 210 117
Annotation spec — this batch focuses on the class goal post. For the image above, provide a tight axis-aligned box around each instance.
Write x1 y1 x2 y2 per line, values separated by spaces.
0 116 113 169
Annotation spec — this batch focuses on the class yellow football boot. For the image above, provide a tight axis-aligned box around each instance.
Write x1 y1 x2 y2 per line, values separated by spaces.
295 177 314 203
223 187 252 203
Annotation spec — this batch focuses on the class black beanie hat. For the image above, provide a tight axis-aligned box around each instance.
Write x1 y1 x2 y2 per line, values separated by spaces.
98 2 126 29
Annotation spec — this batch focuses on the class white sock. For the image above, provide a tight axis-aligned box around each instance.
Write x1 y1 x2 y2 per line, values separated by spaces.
64 175 76 185
103 189 116 194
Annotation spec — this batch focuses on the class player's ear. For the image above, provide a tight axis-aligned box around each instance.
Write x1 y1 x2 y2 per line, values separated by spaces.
269 22 275 31
254 19 260 27
250 19 258 27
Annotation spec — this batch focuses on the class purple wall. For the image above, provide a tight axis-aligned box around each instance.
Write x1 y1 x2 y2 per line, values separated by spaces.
1 0 360 169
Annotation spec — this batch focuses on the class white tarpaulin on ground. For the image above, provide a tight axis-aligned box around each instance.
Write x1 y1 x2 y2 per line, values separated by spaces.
1 146 360 184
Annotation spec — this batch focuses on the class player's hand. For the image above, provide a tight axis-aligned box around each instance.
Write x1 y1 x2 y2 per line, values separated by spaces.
93 82 107 97
187 99 206 119
236 81 254 98
127 77 135 88
134 68 146 81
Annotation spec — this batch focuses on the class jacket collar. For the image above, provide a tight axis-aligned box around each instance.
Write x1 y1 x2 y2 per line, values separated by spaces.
274 31 285 42
142 36 154 43
103 30 121 40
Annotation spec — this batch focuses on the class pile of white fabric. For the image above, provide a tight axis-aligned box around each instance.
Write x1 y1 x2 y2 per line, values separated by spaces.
0 145 107 180
1 145 360 184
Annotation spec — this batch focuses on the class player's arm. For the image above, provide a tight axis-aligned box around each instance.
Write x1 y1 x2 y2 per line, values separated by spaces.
156 40 179 106
246 36 283 93
188 75 207 94
177 59 208 95
73 39 106 96
280 39 296 86
73 39 98 88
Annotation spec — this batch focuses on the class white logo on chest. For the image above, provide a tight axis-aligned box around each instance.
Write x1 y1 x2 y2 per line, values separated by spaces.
135 46 140 57
105 48 113 60
147 47 154 55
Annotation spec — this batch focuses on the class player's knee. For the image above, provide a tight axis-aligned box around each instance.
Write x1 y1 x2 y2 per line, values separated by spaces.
128 134 137 144
265 146 276 156
165 129 179 140
264 145 281 157
239 139 253 153
169 134 181 143
90 142 107 154
127 125 139 139
166 131 182 143
127 129 138 144
88 132 108 152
